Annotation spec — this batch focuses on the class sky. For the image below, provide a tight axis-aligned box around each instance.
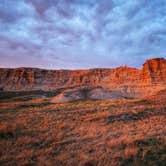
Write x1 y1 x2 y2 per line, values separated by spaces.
0 0 166 69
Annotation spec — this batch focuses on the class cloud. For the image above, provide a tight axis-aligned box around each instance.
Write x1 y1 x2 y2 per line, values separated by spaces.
0 0 166 69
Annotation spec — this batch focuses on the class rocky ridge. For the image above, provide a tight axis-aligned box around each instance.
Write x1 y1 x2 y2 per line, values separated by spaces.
0 58 166 99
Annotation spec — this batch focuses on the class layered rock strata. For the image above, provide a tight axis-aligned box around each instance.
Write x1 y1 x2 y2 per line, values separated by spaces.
0 58 166 98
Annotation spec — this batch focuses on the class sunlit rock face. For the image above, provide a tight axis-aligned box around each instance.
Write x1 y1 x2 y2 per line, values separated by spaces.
141 58 166 84
0 58 166 98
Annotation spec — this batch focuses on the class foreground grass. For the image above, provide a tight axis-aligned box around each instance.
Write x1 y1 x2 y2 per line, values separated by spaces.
0 95 166 166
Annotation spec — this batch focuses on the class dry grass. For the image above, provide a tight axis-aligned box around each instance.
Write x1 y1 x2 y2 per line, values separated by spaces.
0 93 166 166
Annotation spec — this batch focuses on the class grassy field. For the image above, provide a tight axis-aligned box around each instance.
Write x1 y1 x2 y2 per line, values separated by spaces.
0 93 166 166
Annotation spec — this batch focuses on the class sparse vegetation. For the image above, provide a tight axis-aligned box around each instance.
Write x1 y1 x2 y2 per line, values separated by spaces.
0 90 59 102
0 92 165 165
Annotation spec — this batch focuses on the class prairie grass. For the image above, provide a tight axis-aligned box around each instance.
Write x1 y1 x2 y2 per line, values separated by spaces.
0 93 165 165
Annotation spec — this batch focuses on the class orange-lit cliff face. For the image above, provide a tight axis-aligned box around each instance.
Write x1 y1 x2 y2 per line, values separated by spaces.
141 58 166 83
0 58 166 98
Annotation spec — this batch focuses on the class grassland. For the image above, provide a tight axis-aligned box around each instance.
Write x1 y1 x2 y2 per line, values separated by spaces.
0 92 165 166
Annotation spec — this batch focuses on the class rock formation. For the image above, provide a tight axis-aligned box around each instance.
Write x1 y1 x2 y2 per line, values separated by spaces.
50 86 124 103
0 58 166 99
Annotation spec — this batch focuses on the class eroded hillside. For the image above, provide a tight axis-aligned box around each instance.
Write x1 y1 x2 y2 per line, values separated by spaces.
0 58 166 98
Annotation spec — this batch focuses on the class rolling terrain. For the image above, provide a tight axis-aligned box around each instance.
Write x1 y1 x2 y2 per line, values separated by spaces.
0 90 166 165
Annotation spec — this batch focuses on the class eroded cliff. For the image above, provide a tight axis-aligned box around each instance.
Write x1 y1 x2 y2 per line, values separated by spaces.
0 58 166 98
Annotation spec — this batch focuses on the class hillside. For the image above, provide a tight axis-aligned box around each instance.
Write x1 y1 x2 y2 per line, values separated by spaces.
0 58 166 98
0 89 165 165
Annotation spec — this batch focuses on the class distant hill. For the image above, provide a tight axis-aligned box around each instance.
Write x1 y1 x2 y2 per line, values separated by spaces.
0 58 166 99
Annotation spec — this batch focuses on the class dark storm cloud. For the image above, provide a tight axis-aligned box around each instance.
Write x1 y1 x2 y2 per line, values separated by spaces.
0 0 166 69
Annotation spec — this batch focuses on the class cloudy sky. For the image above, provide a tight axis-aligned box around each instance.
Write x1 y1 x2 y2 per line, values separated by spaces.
0 0 166 69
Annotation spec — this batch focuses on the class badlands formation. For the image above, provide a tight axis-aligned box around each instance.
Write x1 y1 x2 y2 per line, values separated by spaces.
0 58 166 102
